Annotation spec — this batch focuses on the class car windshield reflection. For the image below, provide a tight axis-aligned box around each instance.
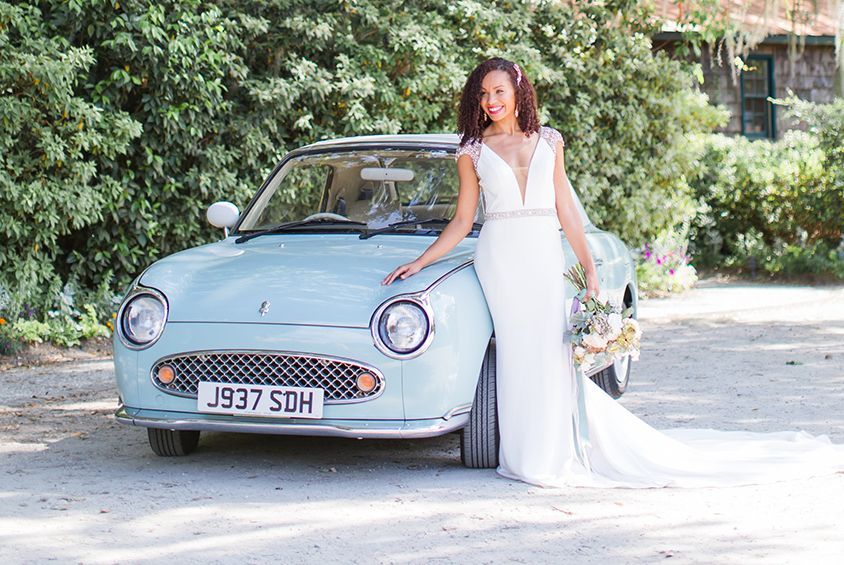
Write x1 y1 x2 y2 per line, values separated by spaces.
237 149 478 233
236 146 592 235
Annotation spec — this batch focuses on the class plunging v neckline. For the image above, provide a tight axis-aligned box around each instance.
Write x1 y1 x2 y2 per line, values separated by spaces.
481 132 541 207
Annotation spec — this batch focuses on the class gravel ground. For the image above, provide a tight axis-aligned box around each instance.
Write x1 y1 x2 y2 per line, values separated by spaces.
1 281 843 564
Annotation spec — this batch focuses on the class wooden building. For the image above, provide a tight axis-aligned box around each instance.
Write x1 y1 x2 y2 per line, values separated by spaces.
653 0 841 139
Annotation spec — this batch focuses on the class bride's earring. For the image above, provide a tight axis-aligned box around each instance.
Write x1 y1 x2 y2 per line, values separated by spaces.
515 106 519 118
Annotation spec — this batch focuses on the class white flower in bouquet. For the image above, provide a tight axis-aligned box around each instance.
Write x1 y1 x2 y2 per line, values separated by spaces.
607 312 622 339
624 318 642 339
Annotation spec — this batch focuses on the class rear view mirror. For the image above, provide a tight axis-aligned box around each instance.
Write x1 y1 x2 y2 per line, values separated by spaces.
360 167 415 182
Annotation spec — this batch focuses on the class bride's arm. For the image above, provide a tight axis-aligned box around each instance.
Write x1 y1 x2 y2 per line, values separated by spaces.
551 141 600 300
382 155 480 285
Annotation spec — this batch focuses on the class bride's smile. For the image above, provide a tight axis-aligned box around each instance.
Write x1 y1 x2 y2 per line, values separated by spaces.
480 70 516 122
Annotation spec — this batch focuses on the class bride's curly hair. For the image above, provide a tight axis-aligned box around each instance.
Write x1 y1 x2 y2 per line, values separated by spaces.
457 57 540 146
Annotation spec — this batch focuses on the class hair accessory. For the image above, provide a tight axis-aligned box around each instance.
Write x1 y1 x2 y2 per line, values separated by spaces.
513 63 522 87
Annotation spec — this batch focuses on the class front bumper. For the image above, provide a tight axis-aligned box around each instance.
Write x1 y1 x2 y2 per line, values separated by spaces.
115 405 469 439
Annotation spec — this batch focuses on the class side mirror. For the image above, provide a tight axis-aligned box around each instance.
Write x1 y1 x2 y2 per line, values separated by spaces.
207 201 240 237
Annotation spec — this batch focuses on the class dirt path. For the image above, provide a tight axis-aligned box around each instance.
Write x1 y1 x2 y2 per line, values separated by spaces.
1 281 843 564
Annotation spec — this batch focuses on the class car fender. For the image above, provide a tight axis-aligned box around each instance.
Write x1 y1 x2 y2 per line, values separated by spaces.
400 261 494 420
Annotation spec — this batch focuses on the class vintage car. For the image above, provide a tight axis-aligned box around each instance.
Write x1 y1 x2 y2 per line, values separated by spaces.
113 133 638 468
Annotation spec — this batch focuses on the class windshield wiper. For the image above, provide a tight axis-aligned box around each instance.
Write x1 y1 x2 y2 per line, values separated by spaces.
235 218 367 244
359 218 482 240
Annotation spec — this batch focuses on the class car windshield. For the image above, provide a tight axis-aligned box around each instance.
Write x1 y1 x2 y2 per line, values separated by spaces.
236 146 592 233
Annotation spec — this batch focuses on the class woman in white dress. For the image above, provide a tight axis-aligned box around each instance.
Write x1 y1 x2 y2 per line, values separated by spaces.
383 57 844 488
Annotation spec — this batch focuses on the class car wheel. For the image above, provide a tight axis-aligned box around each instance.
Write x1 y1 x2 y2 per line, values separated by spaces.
590 353 631 399
460 340 499 469
147 428 200 456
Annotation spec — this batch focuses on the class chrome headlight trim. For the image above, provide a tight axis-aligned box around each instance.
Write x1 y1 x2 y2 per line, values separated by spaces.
116 286 169 350
370 293 435 360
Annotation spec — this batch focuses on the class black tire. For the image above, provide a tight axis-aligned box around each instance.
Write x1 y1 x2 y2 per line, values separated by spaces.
147 428 200 456
460 340 499 468
590 354 631 399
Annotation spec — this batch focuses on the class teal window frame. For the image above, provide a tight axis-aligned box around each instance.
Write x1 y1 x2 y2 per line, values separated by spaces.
740 54 777 139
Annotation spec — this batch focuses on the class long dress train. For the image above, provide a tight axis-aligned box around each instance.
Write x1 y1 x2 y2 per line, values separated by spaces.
456 126 844 488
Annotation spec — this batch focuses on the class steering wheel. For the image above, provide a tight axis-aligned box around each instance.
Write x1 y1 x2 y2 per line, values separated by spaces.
302 212 351 222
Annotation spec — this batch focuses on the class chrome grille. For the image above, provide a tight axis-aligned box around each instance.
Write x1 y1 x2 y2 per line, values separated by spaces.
151 351 384 403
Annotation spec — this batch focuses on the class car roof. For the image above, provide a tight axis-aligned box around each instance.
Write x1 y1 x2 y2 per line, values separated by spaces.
305 133 460 150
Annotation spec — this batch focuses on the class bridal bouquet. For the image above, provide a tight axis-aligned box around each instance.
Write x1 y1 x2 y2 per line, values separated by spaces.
564 263 642 373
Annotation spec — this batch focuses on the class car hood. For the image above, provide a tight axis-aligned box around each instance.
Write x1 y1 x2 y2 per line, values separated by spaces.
139 234 476 327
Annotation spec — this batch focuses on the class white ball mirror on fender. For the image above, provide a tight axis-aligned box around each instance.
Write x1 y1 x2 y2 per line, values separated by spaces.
207 201 240 234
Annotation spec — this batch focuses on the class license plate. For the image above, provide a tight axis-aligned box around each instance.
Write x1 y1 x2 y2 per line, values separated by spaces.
197 382 324 419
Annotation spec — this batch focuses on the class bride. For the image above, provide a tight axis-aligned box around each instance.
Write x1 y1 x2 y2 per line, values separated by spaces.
382 57 844 488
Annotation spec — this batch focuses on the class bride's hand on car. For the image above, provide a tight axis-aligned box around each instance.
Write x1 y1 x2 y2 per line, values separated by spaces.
382 261 423 285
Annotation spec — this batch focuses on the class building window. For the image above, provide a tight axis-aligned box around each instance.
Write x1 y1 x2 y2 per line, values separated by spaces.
740 55 776 139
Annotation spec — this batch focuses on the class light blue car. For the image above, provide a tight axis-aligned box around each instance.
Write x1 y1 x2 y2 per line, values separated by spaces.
113 133 638 467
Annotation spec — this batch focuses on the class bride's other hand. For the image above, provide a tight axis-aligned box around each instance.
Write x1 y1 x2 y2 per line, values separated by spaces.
382 261 423 285
584 269 600 301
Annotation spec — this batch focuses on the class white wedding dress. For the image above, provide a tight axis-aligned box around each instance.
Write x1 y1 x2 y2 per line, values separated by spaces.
456 126 844 488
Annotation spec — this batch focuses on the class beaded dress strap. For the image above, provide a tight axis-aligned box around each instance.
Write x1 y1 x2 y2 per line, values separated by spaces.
539 126 565 155
455 139 482 171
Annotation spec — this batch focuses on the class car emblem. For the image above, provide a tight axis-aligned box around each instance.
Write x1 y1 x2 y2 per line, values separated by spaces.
259 300 271 317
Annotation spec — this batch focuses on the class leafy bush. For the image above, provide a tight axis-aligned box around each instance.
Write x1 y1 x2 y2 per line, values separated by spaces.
764 242 844 279
0 317 23 356
689 97 844 279
0 0 723 330
0 1 142 317
5 302 112 349
0 279 114 351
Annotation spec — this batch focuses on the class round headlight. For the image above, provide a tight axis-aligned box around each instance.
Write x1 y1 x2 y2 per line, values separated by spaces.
377 301 430 354
121 292 167 347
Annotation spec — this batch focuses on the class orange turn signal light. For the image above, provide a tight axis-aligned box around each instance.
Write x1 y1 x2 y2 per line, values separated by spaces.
356 372 377 393
158 365 176 384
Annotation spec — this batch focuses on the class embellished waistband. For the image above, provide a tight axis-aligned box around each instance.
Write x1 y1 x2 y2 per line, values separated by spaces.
483 207 557 221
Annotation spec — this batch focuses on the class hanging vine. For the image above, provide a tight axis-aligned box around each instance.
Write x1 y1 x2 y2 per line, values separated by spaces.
666 0 842 90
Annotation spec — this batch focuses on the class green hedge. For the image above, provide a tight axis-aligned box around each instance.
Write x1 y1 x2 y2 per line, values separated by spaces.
689 97 844 278
0 1 141 316
2 0 720 321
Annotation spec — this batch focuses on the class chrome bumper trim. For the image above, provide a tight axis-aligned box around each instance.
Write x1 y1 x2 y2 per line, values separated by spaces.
114 406 468 439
